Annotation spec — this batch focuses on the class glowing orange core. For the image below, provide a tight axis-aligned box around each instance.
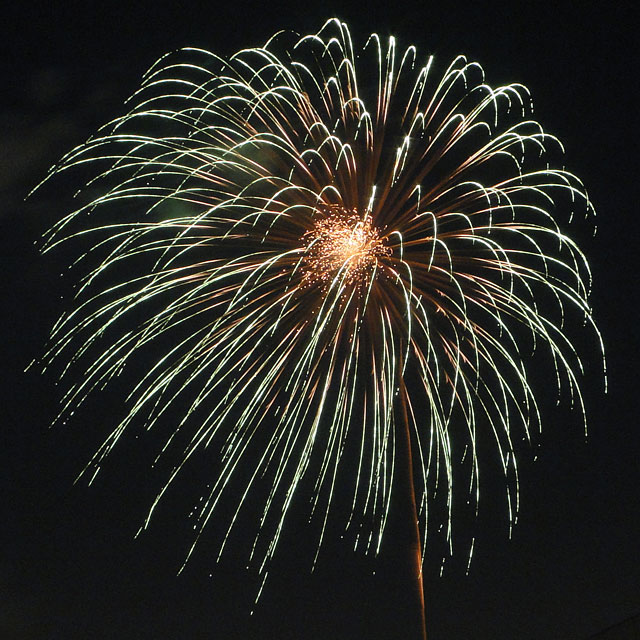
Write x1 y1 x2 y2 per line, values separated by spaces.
302 207 389 287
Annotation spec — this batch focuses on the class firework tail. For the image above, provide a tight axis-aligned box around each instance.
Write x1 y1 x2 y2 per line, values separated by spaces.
397 374 427 639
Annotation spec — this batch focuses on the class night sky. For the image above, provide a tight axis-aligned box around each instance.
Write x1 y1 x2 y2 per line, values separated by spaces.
2 2 638 639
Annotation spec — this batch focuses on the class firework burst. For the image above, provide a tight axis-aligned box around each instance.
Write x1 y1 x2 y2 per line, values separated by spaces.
39 18 604 603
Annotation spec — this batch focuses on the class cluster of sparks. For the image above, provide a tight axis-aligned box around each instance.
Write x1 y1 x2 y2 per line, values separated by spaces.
301 206 390 288
39 19 604 593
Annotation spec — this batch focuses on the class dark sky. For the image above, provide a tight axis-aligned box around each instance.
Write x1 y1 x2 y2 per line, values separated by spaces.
2 2 637 639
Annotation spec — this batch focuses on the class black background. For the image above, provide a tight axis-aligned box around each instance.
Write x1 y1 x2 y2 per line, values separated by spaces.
2 2 637 638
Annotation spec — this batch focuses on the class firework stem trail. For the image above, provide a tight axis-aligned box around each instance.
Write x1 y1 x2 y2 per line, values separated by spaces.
397 374 427 639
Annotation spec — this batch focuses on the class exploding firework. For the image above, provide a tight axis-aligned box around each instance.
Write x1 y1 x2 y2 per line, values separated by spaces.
39 18 604 602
